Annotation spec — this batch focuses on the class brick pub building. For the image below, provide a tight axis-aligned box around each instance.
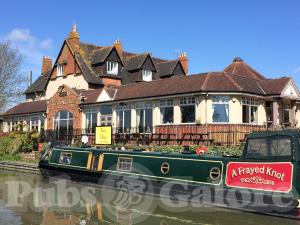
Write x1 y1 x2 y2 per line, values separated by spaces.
2 25 300 145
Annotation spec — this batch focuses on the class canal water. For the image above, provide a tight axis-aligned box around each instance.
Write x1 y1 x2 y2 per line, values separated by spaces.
0 169 299 225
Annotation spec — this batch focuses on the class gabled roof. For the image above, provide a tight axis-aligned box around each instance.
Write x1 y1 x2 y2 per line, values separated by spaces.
157 60 181 77
2 100 47 116
75 53 103 85
259 77 291 95
125 53 149 71
224 57 266 80
91 46 114 65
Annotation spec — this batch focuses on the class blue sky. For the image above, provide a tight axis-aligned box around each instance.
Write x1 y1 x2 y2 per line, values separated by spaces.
1 0 300 86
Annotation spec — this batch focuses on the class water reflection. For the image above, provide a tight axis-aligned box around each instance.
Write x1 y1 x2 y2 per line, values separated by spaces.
0 169 299 225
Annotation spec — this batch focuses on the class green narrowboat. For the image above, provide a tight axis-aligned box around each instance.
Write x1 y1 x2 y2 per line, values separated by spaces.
39 129 300 218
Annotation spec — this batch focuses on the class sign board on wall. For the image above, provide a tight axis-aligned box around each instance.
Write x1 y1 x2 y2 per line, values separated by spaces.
225 162 293 193
95 126 112 145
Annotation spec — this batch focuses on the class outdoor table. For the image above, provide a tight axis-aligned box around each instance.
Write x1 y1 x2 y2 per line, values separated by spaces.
177 133 213 145
152 133 176 145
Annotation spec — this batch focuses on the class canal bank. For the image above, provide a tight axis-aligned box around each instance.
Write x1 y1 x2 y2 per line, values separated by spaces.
0 161 39 173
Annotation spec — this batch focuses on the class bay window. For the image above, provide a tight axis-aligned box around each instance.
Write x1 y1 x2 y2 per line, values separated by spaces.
212 96 229 123
242 98 259 124
116 103 131 133
180 97 195 123
136 101 153 133
160 99 174 124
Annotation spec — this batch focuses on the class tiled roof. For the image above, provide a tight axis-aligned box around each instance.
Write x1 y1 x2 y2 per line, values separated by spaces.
157 60 179 77
113 72 266 101
91 46 114 65
74 89 103 104
75 53 103 85
125 53 149 71
24 74 49 94
2 100 47 116
224 57 266 80
259 77 291 95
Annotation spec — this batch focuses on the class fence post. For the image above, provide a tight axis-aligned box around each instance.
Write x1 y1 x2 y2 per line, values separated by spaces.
233 128 237 146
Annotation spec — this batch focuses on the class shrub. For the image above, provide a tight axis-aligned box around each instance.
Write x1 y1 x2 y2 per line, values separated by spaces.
0 131 40 156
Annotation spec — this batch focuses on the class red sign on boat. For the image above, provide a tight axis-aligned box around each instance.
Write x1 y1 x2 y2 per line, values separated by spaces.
225 162 293 193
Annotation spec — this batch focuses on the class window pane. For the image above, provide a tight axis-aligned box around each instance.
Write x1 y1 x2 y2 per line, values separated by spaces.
137 109 144 132
242 105 249 123
145 108 153 132
251 106 258 123
161 107 173 124
212 104 229 123
60 111 68 119
246 138 268 158
100 105 112 115
271 137 291 156
181 105 195 123
124 110 131 132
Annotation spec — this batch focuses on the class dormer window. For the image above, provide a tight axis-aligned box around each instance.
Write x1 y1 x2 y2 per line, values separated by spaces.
142 70 152 82
107 61 118 75
57 64 65 77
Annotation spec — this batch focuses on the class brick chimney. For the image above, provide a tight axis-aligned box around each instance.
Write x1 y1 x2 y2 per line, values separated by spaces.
179 52 188 75
114 40 123 58
67 23 80 52
41 56 52 75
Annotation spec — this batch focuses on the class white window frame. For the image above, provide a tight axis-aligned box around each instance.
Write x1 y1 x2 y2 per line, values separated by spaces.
107 61 118 75
242 97 259 124
212 96 230 123
159 99 174 124
142 70 152 82
57 64 64 77
179 97 196 123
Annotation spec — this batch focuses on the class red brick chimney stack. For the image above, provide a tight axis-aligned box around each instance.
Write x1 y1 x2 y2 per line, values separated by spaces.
179 52 188 75
41 56 52 75
68 23 80 52
114 40 123 58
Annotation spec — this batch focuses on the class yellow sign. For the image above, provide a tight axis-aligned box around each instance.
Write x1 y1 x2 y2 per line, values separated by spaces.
95 126 112 145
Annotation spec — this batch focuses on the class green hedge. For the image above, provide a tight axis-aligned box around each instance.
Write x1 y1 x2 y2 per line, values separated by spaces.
0 132 40 157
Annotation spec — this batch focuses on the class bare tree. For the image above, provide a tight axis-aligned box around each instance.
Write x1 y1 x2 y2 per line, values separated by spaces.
0 42 25 112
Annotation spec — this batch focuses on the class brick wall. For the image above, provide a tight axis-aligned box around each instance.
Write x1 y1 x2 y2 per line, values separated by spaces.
47 86 82 130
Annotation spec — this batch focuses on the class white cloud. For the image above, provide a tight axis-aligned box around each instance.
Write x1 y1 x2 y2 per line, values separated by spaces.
293 66 300 74
1 28 54 76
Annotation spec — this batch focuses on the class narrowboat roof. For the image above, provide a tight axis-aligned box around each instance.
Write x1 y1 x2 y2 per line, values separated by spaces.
247 129 300 139
54 147 224 160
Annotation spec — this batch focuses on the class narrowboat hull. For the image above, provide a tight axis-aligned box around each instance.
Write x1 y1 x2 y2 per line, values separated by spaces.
39 145 300 219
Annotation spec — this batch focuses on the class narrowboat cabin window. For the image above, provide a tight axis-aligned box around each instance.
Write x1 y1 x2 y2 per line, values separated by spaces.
59 152 72 164
160 99 174 124
212 96 229 123
117 157 133 172
245 136 292 159
179 97 195 123
242 98 258 124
